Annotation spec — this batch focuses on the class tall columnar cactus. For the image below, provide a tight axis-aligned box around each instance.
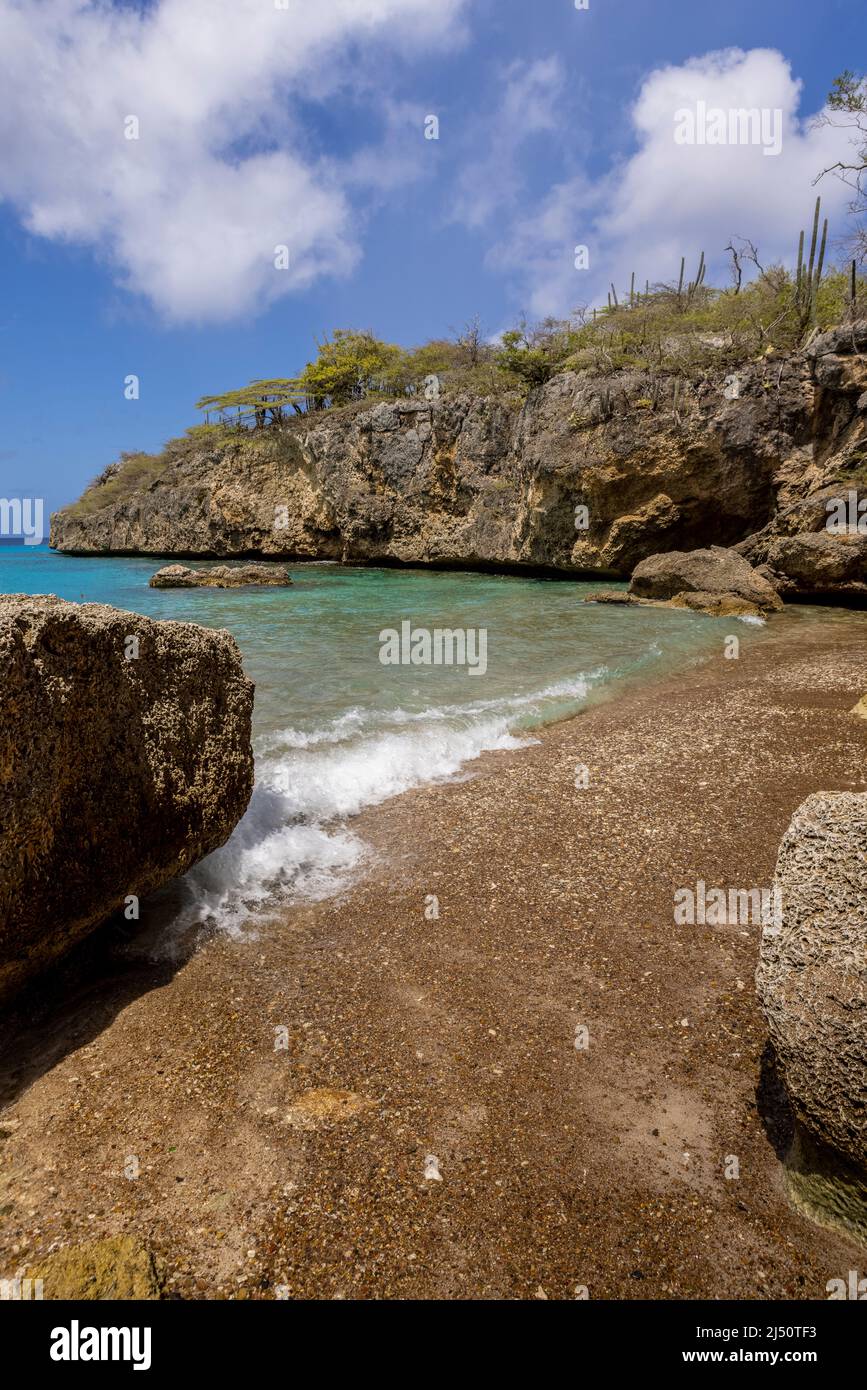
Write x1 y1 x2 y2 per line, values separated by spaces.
687 250 706 301
795 197 828 333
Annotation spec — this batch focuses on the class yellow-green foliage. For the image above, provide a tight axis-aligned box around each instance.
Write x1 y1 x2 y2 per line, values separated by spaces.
192 258 866 424
65 451 170 516
64 425 306 518
503 265 867 387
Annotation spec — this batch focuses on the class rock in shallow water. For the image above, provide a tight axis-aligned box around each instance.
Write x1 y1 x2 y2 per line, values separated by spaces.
149 562 292 588
629 545 783 612
756 791 867 1243
0 595 254 1001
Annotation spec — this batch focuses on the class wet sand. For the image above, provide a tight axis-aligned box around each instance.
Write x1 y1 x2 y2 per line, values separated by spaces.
1 611 866 1299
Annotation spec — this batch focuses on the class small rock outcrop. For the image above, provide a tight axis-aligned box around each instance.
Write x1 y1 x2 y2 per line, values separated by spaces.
629 546 783 614
149 562 292 588
756 792 867 1243
0 595 254 1001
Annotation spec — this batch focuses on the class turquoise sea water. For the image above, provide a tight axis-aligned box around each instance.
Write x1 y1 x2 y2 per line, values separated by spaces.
0 544 795 933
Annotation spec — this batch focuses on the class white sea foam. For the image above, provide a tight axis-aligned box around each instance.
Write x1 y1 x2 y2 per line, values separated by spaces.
163 667 606 933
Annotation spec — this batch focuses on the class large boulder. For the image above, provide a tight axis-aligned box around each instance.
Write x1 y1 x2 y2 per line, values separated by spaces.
629 545 783 612
750 531 867 602
0 595 254 1001
756 792 867 1243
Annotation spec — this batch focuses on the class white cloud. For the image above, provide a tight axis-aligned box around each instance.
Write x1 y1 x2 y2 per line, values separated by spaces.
450 56 566 230
486 48 857 319
0 0 467 323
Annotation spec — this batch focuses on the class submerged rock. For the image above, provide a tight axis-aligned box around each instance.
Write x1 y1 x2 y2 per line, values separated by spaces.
629 545 783 613
0 595 254 1001
756 792 867 1243
149 562 292 588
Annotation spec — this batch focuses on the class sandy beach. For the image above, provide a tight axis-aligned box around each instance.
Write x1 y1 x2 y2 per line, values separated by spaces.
2 610 866 1300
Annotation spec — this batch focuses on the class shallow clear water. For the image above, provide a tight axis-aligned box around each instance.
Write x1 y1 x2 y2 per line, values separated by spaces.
0 544 806 932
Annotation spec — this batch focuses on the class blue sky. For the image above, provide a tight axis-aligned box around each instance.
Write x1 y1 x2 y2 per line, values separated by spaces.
0 0 862 518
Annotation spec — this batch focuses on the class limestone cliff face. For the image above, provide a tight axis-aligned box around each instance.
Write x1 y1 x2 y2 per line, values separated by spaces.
50 326 867 595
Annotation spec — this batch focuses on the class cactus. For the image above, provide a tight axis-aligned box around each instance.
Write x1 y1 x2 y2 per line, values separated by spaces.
686 251 706 302
805 196 820 287
677 251 706 306
610 282 619 309
794 196 828 333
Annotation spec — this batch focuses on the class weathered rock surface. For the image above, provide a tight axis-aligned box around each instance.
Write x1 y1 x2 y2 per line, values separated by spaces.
629 545 783 612
739 528 867 601
584 585 765 619
149 562 292 588
668 589 769 619
583 590 642 605
756 792 867 1242
0 595 254 1001
29 1237 163 1300
49 327 867 600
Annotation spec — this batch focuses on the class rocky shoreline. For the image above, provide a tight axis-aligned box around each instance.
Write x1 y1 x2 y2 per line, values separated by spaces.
1 611 865 1298
49 325 867 605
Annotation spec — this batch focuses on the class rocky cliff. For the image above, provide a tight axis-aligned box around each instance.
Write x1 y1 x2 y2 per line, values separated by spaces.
0 596 254 1001
50 325 867 600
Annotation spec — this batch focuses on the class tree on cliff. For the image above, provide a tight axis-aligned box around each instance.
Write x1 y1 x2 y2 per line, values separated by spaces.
196 379 305 428
817 71 867 262
298 330 405 409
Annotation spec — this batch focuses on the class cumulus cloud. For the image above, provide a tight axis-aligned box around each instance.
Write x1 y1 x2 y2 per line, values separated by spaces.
486 48 857 318
450 56 566 230
0 0 467 322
